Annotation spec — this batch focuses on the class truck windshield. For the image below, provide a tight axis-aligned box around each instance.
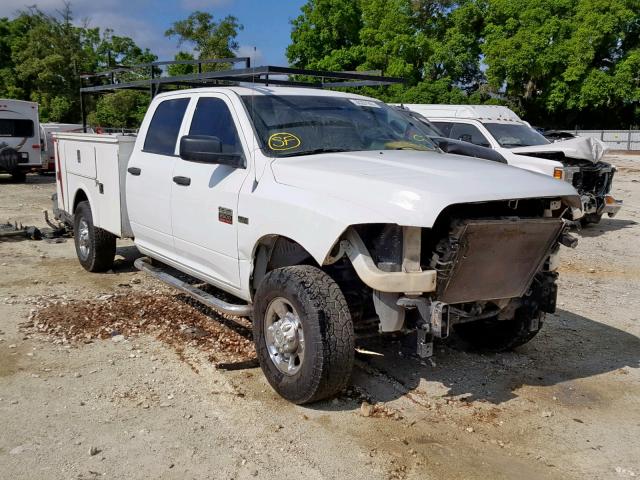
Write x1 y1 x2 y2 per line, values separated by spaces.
241 95 438 157
483 123 549 148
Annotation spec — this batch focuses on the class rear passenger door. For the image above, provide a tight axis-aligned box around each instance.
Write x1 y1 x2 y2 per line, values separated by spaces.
127 96 190 259
170 94 251 289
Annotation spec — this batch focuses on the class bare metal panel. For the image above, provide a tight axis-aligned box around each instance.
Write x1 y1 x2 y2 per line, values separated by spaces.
439 218 563 304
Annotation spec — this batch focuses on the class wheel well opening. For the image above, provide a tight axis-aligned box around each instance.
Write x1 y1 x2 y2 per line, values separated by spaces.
251 236 316 295
73 190 88 213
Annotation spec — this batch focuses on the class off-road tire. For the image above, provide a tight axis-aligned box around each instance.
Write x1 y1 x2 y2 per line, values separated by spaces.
73 201 116 272
580 213 603 227
253 265 354 404
453 309 544 352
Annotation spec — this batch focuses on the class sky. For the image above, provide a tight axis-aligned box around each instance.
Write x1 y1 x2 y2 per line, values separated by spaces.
0 0 308 66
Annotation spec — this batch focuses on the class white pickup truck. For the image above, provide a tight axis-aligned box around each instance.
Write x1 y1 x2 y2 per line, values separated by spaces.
54 86 582 404
401 104 621 225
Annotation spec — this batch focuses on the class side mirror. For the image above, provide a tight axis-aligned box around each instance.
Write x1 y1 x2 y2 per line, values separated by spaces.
179 135 244 168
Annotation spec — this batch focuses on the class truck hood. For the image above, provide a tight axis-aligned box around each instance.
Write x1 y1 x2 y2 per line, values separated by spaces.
511 136 607 163
271 150 580 227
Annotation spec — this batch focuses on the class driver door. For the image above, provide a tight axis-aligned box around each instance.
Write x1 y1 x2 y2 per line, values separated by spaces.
170 94 251 289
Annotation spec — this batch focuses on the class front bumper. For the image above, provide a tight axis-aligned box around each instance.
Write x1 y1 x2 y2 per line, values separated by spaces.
565 163 620 216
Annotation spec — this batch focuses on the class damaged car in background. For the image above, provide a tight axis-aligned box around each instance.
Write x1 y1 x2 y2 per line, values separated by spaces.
53 65 583 404
402 104 622 225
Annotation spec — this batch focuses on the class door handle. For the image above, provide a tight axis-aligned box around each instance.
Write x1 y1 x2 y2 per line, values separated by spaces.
173 176 191 186
127 167 141 176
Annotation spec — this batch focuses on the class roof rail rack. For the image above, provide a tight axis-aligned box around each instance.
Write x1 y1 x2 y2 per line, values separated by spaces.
78 57 404 131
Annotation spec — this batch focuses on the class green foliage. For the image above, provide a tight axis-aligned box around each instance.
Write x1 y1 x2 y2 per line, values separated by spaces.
165 11 242 70
482 0 639 126
288 0 640 127
0 5 158 126
0 6 90 122
87 90 149 128
287 0 363 70
168 52 196 76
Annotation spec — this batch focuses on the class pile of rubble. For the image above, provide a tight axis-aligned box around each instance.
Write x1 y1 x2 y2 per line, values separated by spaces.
26 293 255 365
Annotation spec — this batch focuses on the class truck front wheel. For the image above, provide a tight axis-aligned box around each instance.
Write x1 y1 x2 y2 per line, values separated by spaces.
253 265 354 404
73 201 116 272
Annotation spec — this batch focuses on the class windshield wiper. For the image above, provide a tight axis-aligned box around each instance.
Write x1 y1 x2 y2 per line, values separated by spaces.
279 147 352 157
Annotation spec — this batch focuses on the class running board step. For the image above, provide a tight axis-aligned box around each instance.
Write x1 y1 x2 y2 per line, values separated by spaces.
134 257 252 318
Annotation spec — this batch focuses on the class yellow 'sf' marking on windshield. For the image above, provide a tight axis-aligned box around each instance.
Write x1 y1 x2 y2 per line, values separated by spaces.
268 132 301 151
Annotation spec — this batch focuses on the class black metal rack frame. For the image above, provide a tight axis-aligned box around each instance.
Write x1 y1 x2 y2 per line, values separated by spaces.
78 57 404 131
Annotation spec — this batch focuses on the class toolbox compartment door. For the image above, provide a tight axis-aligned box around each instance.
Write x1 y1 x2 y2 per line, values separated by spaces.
64 141 96 179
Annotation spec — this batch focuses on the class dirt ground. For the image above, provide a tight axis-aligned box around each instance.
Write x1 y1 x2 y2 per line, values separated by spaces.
1 154 639 480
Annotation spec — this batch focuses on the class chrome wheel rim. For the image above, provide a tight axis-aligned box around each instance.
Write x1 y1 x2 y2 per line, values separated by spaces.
77 219 90 260
264 297 305 376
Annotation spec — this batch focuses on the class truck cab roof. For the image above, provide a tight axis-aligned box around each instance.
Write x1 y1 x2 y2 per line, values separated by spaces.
154 85 377 100
400 104 523 123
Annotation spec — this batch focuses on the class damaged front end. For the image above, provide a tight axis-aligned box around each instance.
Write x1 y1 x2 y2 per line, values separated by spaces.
332 197 578 358
511 137 622 221
563 161 622 220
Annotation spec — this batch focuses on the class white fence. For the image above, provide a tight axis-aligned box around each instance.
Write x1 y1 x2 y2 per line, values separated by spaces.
569 130 640 151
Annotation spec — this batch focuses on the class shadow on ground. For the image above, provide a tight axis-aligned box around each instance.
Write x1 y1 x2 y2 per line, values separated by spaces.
0 173 56 185
65 246 640 410
111 245 144 273
578 218 637 237
298 308 639 412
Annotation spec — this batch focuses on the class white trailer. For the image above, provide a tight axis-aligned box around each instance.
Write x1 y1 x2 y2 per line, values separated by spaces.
0 99 41 180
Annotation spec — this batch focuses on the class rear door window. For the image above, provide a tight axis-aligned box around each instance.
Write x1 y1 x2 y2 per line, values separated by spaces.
0 119 34 137
449 123 491 147
188 97 243 155
432 121 453 137
143 98 189 155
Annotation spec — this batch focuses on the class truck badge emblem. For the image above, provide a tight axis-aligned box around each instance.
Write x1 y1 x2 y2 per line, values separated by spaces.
218 207 233 224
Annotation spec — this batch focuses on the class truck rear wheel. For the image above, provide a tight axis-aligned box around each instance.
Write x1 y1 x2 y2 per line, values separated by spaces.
253 265 354 404
73 201 116 272
453 309 544 352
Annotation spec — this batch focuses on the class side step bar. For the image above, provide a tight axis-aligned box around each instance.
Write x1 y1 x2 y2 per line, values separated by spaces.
134 257 253 318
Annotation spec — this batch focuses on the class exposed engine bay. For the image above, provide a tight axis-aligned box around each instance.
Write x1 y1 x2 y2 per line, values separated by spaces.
325 197 578 357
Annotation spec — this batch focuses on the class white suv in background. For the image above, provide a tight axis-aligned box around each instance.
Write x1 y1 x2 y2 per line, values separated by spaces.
402 104 620 224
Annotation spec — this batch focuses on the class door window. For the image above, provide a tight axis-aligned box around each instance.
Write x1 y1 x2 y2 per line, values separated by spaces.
432 121 453 137
143 98 189 155
448 123 491 147
189 97 243 155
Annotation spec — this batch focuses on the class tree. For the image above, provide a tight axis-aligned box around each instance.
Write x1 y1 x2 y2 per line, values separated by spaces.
165 11 242 68
1 5 91 122
481 0 639 127
168 51 196 77
287 0 363 71
287 0 639 127
0 4 160 126
87 90 149 128
286 0 481 103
